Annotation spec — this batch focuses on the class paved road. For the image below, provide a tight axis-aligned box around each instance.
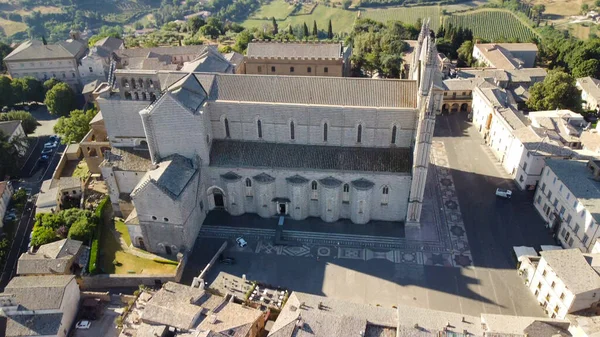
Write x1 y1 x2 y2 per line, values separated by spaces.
0 141 64 291
183 113 554 317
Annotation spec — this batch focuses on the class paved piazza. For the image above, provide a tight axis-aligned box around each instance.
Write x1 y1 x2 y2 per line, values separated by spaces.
184 114 557 317
199 140 472 268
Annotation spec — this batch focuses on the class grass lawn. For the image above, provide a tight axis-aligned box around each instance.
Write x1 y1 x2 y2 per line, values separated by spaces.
243 4 357 33
0 17 26 36
73 161 90 180
98 219 177 275
250 0 297 20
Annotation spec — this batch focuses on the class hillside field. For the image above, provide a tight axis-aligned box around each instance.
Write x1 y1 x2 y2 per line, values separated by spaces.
444 9 538 42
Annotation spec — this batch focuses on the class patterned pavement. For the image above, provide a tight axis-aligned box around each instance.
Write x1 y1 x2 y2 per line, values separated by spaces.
199 141 473 268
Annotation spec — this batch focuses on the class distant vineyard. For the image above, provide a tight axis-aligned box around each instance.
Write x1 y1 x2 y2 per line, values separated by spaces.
361 6 441 31
444 10 537 42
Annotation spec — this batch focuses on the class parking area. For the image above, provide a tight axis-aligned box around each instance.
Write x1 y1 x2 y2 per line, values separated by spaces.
72 298 121 337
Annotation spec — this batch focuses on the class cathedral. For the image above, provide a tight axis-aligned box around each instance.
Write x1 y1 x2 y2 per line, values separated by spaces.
97 23 442 255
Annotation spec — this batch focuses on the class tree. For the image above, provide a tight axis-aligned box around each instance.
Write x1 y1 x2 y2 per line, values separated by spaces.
0 43 13 72
31 226 58 247
43 78 61 93
0 130 28 178
234 30 253 53
596 0 600 7
303 22 309 38
573 59 600 78
68 216 96 241
54 108 98 143
328 20 333 39
272 17 278 34
341 0 351 9
44 83 75 116
10 77 43 104
0 111 38 134
457 40 474 67
187 16 206 33
312 20 318 36
527 70 582 112
0 76 12 107
288 25 293 35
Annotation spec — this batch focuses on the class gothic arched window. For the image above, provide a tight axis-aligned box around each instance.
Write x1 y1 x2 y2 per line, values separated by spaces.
391 125 397 144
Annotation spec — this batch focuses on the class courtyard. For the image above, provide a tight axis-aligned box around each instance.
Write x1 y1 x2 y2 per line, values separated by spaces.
182 113 556 318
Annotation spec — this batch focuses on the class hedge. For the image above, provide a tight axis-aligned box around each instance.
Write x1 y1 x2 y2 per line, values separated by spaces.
88 196 109 275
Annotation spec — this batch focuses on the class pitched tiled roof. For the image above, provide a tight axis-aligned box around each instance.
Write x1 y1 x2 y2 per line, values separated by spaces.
4 275 75 310
578 77 600 101
17 239 82 275
94 36 124 51
0 121 22 137
115 45 209 59
134 155 196 199
6 312 63 337
540 248 600 295
247 42 343 59
101 147 153 172
4 40 82 61
210 140 412 173
201 74 417 108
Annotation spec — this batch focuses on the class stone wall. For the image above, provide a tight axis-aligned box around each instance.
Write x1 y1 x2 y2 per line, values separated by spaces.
207 167 411 223
79 274 177 290
209 102 416 148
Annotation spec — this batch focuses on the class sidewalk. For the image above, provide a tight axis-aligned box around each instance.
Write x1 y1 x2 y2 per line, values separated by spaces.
204 210 405 238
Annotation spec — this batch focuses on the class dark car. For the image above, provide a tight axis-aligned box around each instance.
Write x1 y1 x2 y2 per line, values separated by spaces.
585 114 599 123
219 256 236 264
39 154 50 162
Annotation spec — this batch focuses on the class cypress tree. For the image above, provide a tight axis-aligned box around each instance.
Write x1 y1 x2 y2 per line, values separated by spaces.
303 22 309 37
327 19 333 39
312 20 318 36
272 17 278 34
288 25 293 35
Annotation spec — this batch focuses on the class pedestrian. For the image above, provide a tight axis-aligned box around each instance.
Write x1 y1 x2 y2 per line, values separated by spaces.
317 256 320 261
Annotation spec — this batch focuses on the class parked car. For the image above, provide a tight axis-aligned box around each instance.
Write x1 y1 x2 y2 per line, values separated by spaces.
49 135 60 142
3 214 16 221
495 188 512 199
75 320 91 329
43 142 58 149
236 237 247 248
219 256 236 264
585 113 599 123
41 148 53 155
39 154 50 162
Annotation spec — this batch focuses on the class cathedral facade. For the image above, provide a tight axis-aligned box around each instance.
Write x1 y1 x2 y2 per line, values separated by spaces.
98 23 442 255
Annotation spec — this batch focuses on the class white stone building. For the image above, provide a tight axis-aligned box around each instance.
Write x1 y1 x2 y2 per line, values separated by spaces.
534 159 600 252
472 84 589 190
0 120 27 156
472 43 538 69
528 249 600 319
97 24 442 255
0 181 14 228
3 38 87 91
576 76 600 112
78 37 124 84
0 275 80 337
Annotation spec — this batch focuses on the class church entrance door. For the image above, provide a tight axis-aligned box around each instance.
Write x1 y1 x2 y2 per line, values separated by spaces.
279 203 286 215
214 192 224 208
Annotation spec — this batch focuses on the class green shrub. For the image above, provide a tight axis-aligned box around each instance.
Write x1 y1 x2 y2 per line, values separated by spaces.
152 258 179 265
88 196 109 274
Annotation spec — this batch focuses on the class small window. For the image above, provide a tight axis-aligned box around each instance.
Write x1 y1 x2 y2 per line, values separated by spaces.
323 123 328 142
152 216 157 220
290 121 295 140
311 181 318 200
290 66 294 73
72 190 77 194
542 270 547 277
72 72 76 78
560 293 565 300
381 186 389 205
224 118 230 138
200 200 204 211
258 66 262 72
357 124 362 143
246 178 252 187
536 195 541 204
89 66 93 73
573 224 580 234
523 161 528 172
342 183 350 203
164 217 169 222
271 66 276 72
391 125 397 144
307 67 312 73
551 281 556 288
324 67 328 73
257 120 262 139
583 234 589 244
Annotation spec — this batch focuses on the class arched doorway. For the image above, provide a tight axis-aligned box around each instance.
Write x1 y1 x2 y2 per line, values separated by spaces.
442 104 449 114
460 103 469 112
207 186 226 210
136 237 146 250
451 103 459 113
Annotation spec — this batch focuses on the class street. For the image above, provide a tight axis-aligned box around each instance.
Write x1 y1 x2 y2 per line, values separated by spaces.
0 129 64 291
183 113 555 317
